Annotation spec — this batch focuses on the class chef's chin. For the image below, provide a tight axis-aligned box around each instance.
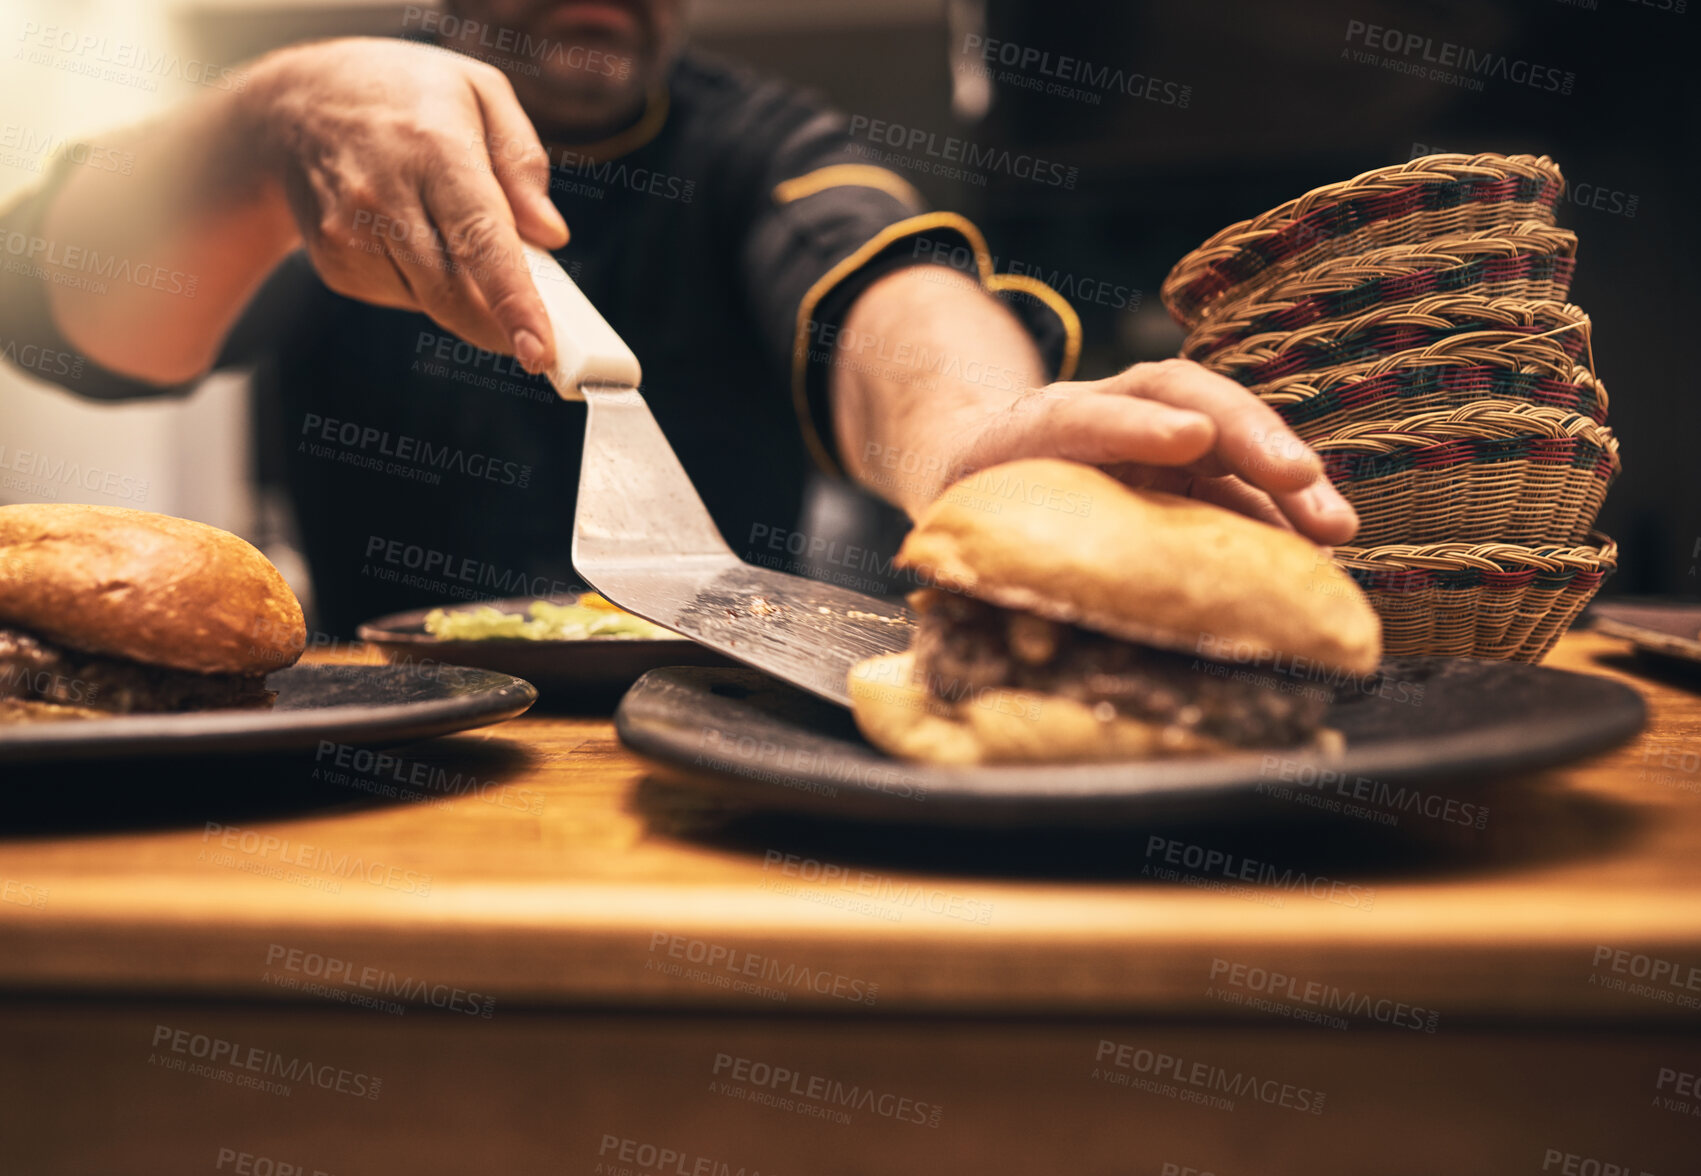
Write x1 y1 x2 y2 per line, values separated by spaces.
442 0 682 139
511 34 656 135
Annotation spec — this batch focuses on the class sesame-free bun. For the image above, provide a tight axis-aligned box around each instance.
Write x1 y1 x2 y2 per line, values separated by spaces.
0 503 306 674
848 651 1227 766
895 459 1381 676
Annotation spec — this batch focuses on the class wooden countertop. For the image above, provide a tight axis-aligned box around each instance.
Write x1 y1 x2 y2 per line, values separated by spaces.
3 629 1700 1023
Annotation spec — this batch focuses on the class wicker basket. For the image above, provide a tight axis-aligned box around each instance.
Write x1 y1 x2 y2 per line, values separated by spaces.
1199 296 1591 387
1183 222 1578 362
1315 401 1619 546
1260 355 1608 442
1256 328 1590 396
1161 153 1566 329
1333 535 1616 661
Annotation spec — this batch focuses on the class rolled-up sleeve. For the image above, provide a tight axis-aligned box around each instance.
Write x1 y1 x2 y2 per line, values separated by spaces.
0 159 203 401
0 152 301 401
736 106 1080 477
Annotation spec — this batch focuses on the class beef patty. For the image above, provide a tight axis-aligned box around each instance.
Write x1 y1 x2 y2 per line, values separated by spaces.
0 625 274 715
909 590 1331 748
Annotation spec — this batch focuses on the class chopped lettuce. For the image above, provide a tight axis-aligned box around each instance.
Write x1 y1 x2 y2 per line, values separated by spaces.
423 594 675 641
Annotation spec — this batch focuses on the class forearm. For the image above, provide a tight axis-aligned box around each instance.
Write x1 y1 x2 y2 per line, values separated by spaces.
829 262 1360 544
830 265 1048 515
36 68 298 384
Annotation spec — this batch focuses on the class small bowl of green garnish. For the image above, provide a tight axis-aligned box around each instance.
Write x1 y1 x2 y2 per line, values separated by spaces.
423 594 677 642
358 593 733 707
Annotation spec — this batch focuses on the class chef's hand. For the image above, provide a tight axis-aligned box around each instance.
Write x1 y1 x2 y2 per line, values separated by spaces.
947 359 1359 544
833 265 1358 545
246 38 567 371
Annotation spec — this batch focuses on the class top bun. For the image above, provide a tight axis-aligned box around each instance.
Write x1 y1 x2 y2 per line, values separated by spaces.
897 459 1381 675
0 503 306 675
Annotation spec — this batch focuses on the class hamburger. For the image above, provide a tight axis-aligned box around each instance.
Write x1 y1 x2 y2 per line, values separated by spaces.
0 504 306 718
848 459 1381 764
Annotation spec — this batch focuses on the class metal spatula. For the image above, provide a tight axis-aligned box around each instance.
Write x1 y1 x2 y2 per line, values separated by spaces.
523 244 912 707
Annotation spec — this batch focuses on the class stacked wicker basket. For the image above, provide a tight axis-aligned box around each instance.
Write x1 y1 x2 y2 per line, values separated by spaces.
1160 153 1617 661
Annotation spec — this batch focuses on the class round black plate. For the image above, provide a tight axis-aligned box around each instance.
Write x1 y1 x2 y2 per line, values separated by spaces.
1592 601 1701 669
615 658 1646 827
357 596 733 700
0 664 537 763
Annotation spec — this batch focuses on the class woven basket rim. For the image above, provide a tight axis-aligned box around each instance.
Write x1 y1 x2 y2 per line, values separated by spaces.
1202 222 1578 325
1258 361 1606 407
1171 154 1562 262
1196 289 1584 351
1248 219 1574 281
1207 297 1590 372
1161 153 1563 314
1333 532 1617 574
1313 399 1618 455
1248 332 1589 390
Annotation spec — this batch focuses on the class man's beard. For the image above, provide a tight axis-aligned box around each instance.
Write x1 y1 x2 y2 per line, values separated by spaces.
512 35 654 138
443 1 666 139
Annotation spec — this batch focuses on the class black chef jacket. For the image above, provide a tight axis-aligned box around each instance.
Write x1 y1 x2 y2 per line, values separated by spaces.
0 49 1076 635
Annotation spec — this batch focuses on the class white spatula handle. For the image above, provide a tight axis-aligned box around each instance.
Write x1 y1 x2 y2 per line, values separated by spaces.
522 243 642 401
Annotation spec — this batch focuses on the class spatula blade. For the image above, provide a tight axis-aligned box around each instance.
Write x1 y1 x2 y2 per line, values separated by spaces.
521 244 916 707
584 557 911 707
571 383 912 708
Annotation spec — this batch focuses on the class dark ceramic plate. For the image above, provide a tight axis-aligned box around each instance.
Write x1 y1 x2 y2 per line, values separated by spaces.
0 664 536 763
357 596 734 701
615 658 1645 828
1592 601 1701 668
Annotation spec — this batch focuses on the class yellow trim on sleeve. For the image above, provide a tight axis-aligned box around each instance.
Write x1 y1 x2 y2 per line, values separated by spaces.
791 212 994 477
773 165 926 210
984 272 1082 382
790 212 1086 478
